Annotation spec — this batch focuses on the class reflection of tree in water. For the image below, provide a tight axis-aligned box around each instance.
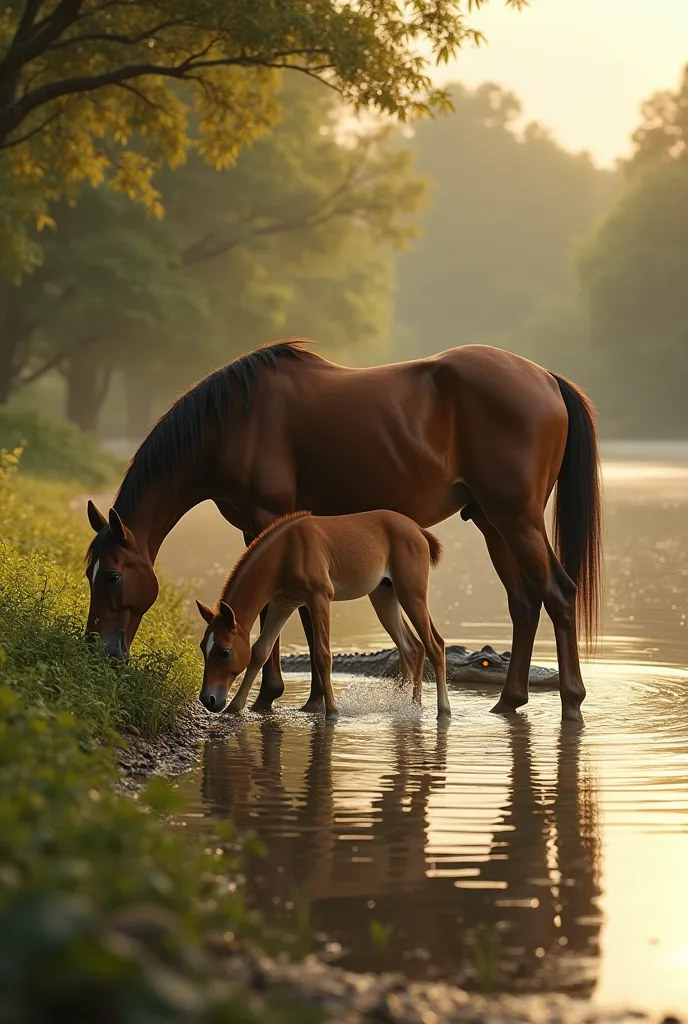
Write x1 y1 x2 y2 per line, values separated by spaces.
199 718 601 996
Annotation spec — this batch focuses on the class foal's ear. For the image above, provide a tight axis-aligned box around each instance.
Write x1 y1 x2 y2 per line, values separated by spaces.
108 507 127 544
87 500 108 534
196 600 215 625
219 601 237 632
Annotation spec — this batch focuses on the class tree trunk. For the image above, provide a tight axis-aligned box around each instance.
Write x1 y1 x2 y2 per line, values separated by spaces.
0 284 31 402
65 353 112 433
125 372 156 441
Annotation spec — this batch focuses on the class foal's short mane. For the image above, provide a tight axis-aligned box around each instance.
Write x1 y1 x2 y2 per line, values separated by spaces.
220 511 312 602
86 339 314 568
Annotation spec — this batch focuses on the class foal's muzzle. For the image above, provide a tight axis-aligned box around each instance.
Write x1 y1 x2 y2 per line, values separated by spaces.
199 686 228 713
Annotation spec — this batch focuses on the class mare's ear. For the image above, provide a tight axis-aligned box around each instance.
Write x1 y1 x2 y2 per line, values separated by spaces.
87 500 108 534
196 600 215 625
108 507 127 544
219 601 237 632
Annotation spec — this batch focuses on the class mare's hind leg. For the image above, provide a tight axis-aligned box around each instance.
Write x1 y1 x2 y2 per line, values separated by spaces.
466 506 542 715
368 584 425 704
483 506 585 723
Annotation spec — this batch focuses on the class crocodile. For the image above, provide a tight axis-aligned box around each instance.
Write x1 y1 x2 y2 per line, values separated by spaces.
281 645 559 689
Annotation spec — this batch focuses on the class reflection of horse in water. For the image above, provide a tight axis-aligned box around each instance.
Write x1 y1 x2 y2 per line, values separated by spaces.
200 719 601 995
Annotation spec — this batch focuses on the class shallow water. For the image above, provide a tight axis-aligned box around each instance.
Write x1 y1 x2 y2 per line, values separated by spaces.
161 452 688 1014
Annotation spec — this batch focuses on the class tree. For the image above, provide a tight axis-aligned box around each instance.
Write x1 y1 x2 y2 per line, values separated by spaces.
1 75 425 431
577 157 688 436
628 64 688 170
0 0 526 275
0 186 206 415
391 82 617 359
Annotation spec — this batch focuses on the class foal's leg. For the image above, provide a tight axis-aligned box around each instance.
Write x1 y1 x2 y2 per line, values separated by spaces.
484 507 585 723
307 593 339 720
239 530 285 713
468 506 542 715
368 584 425 704
228 602 296 713
297 607 326 714
394 588 450 718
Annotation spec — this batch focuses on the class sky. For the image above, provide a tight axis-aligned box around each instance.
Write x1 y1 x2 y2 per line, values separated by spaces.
430 0 688 167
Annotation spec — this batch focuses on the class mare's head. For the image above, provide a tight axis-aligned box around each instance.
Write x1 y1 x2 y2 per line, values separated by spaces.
196 600 251 712
85 501 159 658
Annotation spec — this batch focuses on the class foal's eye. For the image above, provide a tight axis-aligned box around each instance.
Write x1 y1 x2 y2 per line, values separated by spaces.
107 571 122 584
220 648 232 660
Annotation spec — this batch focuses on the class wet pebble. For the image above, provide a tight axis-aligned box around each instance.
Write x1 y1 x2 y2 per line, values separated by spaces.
219 952 680 1024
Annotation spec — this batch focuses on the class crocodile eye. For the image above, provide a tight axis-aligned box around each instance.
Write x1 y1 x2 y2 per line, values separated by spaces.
482 659 490 667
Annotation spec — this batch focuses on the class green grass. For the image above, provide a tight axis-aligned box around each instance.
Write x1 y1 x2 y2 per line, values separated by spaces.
0 448 318 1022
0 405 123 487
0 447 200 739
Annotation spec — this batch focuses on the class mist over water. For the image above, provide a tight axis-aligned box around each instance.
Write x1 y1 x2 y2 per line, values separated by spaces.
162 450 688 1014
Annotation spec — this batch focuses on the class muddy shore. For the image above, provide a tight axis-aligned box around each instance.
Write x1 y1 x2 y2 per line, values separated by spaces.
222 949 681 1024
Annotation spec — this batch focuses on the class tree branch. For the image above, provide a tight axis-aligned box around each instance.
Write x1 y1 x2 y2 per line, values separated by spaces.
15 333 98 389
0 0 84 77
0 49 336 147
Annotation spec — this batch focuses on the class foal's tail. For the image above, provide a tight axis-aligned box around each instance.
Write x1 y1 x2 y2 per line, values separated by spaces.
551 373 602 653
421 529 443 567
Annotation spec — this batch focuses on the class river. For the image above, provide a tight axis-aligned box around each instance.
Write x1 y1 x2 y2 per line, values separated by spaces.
155 444 688 1014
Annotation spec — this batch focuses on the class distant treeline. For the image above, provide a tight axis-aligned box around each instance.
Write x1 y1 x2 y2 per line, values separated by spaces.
2 69 688 439
394 74 688 439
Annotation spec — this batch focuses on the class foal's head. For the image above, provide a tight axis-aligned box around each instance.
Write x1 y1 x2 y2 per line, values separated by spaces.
196 599 251 712
85 501 159 658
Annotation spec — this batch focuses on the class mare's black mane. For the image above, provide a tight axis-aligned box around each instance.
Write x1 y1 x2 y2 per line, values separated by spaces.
86 338 313 566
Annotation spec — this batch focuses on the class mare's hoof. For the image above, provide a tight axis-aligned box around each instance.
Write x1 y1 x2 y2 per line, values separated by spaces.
490 699 523 716
326 708 340 721
561 704 584 724
249 697 278 713
299 697 325 713
437 708 452 720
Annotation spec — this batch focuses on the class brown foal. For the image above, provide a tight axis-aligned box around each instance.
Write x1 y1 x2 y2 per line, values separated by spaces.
195 510 449 720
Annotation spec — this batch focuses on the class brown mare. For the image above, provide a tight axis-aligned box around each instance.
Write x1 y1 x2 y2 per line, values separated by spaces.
195 510 449 719
85 339 601 722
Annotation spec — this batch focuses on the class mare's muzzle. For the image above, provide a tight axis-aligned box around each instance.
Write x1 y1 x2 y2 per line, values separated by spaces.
86 628 128 660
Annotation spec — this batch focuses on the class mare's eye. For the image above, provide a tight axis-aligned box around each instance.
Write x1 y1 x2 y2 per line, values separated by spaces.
108 571 122 584
220 648 232 660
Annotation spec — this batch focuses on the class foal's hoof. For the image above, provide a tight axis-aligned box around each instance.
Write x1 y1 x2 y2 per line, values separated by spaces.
225 701 244 715
561 704 584 725
299 697 325 714
326 707 340 722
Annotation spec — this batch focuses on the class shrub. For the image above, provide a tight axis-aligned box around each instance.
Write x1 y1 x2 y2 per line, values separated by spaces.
0 406 122 487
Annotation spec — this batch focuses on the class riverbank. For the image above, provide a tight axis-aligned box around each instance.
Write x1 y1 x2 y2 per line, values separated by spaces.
221 950 681 1024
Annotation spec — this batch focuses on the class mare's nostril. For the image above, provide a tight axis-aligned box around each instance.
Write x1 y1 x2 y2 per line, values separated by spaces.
207 694 216 709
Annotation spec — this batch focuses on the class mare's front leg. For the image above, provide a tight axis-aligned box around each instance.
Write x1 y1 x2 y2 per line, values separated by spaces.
308 593 339 720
